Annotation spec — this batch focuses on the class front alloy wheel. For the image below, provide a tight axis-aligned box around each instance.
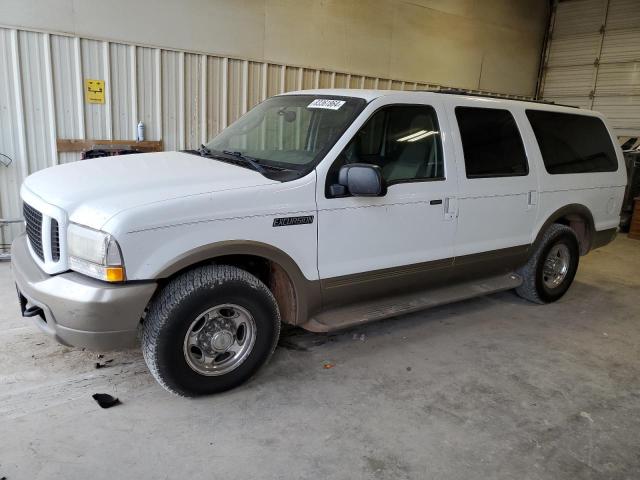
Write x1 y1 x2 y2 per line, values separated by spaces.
142 265 281 396
183 304 256 376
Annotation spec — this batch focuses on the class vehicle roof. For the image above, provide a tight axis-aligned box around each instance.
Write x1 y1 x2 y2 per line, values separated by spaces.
284 88 595 116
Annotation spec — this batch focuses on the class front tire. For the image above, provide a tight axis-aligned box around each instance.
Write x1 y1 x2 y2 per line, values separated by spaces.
516 224 580 304
142 265 281 396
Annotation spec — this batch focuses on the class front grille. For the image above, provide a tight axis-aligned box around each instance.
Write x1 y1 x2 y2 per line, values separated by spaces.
51 219 60 261
23 202 44 261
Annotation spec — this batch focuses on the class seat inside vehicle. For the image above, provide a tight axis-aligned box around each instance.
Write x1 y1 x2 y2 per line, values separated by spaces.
383 114 440 182
343 106 442 183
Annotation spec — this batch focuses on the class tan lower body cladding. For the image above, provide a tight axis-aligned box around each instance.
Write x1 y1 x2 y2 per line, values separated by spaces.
302 245 530 332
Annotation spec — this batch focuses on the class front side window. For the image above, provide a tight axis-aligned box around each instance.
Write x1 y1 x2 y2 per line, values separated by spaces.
329 105 444 189
455 107 528 178
205 95 365 176
526 110 618 174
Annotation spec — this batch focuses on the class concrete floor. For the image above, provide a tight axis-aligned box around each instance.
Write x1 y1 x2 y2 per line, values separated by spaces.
1 237 639 480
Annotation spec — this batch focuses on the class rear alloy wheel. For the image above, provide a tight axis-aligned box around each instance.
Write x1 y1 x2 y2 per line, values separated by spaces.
541 243 571 289
516 224 580 304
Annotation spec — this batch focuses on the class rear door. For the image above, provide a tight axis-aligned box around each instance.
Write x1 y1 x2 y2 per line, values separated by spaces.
525 109 627 235
447 100 539 262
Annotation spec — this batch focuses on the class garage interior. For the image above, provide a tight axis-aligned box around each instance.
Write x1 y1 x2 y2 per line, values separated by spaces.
1 0 639 479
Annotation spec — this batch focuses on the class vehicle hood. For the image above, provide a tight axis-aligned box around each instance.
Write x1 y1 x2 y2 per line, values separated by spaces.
22 151 278 230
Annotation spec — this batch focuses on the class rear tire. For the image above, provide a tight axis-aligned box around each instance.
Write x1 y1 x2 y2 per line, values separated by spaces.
516 224 580 304
142 265 281 397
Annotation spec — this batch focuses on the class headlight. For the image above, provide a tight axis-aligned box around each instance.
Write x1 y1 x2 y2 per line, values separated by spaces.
67 223 125 282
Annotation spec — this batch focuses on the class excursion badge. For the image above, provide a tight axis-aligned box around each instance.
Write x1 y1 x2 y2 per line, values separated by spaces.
273 216 315 227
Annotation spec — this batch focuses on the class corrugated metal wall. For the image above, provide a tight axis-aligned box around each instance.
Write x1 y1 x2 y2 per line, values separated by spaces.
0 25 529 245
539 0 640 137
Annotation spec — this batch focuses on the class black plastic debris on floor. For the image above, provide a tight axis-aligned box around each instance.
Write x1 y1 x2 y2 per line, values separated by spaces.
95 359 114 369
92 393 121 409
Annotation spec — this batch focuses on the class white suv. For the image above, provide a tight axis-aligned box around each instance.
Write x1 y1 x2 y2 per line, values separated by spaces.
12 89 627 396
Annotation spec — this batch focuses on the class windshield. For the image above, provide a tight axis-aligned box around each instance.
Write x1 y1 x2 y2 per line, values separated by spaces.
205 95 365 174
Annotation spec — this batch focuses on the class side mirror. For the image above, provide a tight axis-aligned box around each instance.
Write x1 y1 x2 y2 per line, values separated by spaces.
337 163 386 197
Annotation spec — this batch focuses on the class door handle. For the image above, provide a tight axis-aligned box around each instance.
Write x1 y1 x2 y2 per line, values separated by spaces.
430 199 443 205
444 197 458 220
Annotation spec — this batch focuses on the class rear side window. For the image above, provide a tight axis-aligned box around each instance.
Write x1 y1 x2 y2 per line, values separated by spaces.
526 110 618 174
455 107 528 178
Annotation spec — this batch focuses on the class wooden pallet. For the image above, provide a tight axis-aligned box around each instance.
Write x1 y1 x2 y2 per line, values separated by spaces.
57 139 163 153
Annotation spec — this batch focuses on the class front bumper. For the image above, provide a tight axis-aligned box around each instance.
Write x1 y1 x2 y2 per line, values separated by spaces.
11 235 157 350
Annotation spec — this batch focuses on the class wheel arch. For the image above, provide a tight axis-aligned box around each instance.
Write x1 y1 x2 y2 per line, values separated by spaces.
534 204 595 255
154 241 321 326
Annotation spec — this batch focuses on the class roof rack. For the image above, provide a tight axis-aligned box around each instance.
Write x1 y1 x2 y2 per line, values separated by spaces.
417 88 578 108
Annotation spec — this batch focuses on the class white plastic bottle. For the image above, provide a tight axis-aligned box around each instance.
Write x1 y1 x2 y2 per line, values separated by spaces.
137 121 145 142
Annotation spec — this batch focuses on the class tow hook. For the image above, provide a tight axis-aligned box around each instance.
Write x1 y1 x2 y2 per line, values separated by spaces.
22 305 44 318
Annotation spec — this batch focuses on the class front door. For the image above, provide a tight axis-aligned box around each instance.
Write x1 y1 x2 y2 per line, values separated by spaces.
315 99 459 309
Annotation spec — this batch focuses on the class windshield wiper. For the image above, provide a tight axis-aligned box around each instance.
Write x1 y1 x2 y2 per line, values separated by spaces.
198 144 212 156
198 147 291 173
221 150 266 173
197 145 263 172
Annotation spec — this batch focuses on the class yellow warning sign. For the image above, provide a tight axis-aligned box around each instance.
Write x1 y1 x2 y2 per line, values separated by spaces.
85 79 105 104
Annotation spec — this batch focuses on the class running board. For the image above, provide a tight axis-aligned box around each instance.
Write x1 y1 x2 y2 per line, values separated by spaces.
301 273 523 333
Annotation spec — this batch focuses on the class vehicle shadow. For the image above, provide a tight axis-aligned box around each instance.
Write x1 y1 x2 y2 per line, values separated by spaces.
277 278 629 354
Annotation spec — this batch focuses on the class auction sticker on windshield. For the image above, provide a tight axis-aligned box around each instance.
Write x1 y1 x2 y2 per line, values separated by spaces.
307 99 346 110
